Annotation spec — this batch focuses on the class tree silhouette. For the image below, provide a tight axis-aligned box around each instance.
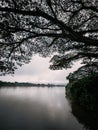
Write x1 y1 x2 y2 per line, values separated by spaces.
0 0 98 76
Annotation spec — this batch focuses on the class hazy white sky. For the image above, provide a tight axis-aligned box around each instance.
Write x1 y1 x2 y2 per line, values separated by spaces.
0 55 81 84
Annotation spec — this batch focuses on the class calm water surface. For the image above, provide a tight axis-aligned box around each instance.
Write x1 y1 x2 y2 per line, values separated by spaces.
0 87 84 130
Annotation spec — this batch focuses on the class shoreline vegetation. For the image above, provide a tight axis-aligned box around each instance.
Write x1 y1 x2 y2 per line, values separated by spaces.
66 74 98 130
0 81 65 87
66 73 98 112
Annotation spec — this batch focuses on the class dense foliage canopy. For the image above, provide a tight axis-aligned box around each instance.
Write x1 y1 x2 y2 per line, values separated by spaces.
0 0 98 76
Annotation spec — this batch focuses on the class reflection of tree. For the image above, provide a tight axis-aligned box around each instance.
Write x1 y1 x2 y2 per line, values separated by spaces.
69 101 98 130
0 0 98 76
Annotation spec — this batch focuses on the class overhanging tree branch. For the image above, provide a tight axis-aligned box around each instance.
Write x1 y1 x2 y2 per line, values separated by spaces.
0 0 98 75
0 7 98 47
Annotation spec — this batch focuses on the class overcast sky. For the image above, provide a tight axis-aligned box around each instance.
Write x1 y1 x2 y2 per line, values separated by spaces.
0 55 81 84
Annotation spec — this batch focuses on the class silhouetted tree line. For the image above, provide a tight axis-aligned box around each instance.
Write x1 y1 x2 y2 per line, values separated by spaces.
0 81 64 87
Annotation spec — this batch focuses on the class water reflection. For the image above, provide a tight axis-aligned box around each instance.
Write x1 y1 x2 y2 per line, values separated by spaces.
0 87 83 130
70 101 98 130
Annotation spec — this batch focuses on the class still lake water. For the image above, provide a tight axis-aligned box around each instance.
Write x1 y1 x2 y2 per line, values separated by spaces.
0 87 89 130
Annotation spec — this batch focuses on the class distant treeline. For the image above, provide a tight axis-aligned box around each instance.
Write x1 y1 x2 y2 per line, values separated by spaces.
0 81 65 87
